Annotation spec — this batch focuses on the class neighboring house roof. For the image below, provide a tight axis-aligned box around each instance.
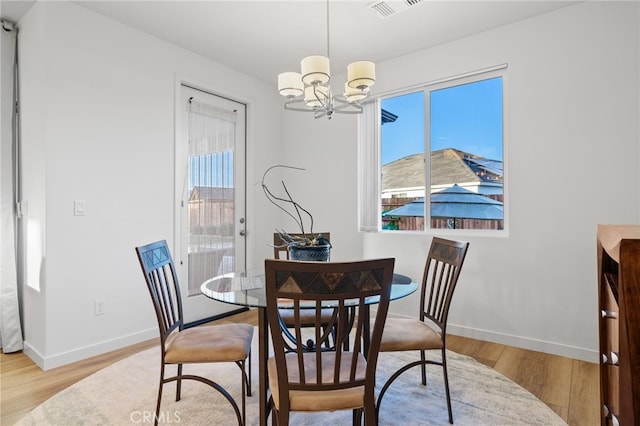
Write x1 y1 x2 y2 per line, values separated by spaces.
381 108 398 124
189 186 234 201
382 148 502 191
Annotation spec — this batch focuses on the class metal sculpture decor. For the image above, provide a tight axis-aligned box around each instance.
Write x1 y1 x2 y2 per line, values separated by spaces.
261 164 331 260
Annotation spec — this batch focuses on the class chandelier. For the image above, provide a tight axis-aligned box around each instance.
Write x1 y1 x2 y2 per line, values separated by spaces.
277 0 376 119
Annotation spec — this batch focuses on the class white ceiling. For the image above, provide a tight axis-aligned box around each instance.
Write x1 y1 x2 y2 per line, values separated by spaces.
2 1 577 86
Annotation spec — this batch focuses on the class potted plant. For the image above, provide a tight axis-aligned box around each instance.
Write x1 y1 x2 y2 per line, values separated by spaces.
262 165 331 261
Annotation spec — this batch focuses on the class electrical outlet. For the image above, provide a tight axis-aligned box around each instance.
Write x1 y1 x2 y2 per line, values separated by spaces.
94 299 105 316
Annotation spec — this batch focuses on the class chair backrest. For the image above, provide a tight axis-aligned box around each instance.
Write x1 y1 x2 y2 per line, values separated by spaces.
264 258 394 398
135 240 183 343
420 237 469 332
273 232 331 259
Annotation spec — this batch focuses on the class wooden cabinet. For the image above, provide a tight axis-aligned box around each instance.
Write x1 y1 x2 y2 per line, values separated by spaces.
597 225 640 425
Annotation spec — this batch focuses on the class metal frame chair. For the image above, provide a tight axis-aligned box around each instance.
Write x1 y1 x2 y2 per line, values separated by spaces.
265 257 395 426
376 237 469 424
135 240 253 425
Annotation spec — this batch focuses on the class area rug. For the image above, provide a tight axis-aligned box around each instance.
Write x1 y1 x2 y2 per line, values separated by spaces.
16 329 566 426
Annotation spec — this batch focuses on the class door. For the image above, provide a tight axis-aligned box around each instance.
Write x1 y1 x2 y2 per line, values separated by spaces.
177 84 246 322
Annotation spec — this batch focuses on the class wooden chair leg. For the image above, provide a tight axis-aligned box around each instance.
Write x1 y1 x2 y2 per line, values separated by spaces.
352 408 361 425
363 402 376 426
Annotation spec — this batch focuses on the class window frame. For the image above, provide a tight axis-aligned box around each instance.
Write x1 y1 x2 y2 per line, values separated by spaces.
360 65 508 237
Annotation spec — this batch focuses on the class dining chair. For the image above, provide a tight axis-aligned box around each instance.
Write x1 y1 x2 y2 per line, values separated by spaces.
135 240 253 426
264 257 395 426
376 237 469 424
273 232 339 351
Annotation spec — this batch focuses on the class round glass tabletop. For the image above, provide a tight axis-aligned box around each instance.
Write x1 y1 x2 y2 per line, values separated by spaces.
201 270 418 309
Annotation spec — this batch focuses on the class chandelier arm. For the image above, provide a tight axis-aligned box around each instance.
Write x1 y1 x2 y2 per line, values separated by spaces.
332 105 364 114
314 110 327 119
314 85 329 110
284 99 362 115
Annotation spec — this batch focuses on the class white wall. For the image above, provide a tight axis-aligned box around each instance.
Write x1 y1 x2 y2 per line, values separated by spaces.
278 112 363 261
17 1 639 368
281 1 639 362
18 1 282 369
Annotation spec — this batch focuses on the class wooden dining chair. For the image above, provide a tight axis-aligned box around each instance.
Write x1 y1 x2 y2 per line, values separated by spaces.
264 257 395 426
135 240 253 426
375 237 469 424
273 232 339 351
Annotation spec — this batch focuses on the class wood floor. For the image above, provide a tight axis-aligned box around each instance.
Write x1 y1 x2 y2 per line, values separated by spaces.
1 309 599 425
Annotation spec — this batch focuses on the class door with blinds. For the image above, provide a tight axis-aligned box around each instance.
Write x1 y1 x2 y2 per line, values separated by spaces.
177 85 246 322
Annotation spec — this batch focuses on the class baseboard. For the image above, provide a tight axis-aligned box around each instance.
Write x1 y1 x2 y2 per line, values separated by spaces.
385 312 598 363
23 327 159 371
446 323 599 363
23 307 251 371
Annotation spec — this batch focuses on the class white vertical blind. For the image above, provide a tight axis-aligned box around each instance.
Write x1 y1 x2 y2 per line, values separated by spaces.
0 20 23 352
357 99 381 232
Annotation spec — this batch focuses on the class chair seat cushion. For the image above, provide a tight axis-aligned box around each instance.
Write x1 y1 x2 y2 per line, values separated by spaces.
379 318 442 352
268 352 366 412
164 323 253 364
278 307 336 326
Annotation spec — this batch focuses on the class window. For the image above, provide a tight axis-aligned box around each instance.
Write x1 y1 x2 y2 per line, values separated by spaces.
360 67 505 233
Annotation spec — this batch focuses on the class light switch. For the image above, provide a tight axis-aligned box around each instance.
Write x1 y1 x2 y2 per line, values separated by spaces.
74 200 86 216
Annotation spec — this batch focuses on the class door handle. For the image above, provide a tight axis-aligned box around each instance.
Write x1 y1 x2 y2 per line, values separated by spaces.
239 230 247 236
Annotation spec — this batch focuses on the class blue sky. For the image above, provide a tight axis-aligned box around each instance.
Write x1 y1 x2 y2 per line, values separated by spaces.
381 77 503 165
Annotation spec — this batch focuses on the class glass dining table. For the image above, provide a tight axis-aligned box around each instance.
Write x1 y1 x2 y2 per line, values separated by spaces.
201 269 418 426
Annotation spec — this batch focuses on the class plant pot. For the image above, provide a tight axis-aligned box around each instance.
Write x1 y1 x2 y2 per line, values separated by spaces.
289 244 331 262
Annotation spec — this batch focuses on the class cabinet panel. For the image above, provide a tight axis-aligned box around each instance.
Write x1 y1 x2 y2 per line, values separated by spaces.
597 225 640 426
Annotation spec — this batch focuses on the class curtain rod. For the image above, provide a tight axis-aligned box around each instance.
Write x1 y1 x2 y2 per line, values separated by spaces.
2 19 16 32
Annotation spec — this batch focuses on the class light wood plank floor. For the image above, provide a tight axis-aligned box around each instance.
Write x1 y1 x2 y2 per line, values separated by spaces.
1 309 599 425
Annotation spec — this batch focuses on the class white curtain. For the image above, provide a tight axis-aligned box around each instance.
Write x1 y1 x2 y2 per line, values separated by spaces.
0 20 23 353
186 99 237 295
188 100 236 155
357 99 381 232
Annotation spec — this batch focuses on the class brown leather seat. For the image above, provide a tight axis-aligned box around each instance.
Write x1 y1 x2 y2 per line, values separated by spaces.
376 237 469 424
136 240 253 426
264 257 395 425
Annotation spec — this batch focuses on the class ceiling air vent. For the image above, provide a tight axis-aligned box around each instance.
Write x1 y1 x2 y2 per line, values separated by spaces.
368 0 425 19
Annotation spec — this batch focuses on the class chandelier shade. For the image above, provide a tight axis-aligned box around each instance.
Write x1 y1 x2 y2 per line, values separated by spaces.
278 72 304 98
347 61 376 89
301 55 330 85
276 0 376 119
344 83 368 102
304 85 329 107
